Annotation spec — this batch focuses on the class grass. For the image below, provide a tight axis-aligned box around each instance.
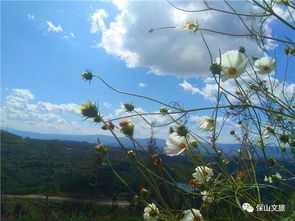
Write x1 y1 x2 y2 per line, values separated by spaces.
3 217 143 221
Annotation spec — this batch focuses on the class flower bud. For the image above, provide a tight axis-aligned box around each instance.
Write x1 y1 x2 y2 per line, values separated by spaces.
252 56 259 61
280 146 286 152
80 101 98 118
169 127 174 134
265 125 274 133
159 107 169 115
267 158 277 167
284 46 295 55
230 130 235 135
101 122 115 130
176 125 189 136
95 144 108 154
209 62 222 75
152 154 163 166
127 150 136 158
140 187 149 196
81 69 93 82
239 46 245 54
279 133 289 144
190 140 198 148
124 103 135 112
120 120 135 137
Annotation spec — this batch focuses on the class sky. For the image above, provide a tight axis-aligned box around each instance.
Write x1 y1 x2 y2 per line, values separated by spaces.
1 0 295 143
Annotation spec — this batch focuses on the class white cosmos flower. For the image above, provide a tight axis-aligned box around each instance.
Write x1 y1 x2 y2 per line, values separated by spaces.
201 191 214 203
176 21 199 33
180 209 203 221
217 50 247 82
264 172 282 183
192 166 214 183
164 132 188 156
264 175 273 183
143 203 159 221
254 56 276 74
262 125 274 139
198 118 215 131
262 130 270 139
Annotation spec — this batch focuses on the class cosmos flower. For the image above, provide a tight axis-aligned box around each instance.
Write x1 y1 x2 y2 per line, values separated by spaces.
264 172 282 183
201 191 214 203
192 166 214 183
164 132 188 156
254 56 276 74
176 21 200 33
143 203 159 221
262 125 274 138
198 118 215 131
180 209 203 221
217 50 247 82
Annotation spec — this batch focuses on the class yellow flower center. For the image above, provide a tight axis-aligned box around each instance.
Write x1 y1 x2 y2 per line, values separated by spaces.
227 67 237 75
262 65 270 71
203 170 209 176
178 143 186 150
187 23 195 30
149 210 157 217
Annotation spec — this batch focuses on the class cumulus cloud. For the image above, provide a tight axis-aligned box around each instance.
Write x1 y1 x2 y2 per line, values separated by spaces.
179 80 202 95
179 74 295 104
1 89 240 142
90 0 279 77
0 89 97 135
46 21 63 32
103 102 112 109
90 9 109 34
62 32 75 40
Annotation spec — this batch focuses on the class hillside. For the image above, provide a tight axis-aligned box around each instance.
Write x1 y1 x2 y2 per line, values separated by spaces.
0 130 192 197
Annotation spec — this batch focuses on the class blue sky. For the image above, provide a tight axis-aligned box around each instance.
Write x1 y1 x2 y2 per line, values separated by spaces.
1 0 294 143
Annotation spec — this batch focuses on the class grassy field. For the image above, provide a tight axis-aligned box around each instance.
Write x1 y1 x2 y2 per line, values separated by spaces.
1 197 143 221
2 217 142 221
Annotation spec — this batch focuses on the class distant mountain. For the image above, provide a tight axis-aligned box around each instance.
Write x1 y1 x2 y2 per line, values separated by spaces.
2 128 166 149
1 128 291 158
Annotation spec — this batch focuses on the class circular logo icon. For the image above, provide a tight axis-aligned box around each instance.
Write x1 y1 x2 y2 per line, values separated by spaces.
242 203 254 213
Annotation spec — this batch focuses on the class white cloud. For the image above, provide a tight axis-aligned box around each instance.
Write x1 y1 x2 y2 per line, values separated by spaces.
180 74 295 104
103 102 112 109
0 89 241 142
91 1 277 77
46 21 63 32
90 9 109 34
179 80 202 95
62 32 75 40
139 82 147 88
27 14 35 20
0 89 96 135
12 89 35 100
